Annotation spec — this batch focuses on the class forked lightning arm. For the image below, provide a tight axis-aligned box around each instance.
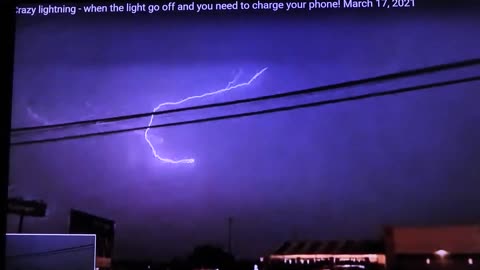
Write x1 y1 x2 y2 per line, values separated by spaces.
144 68 268 164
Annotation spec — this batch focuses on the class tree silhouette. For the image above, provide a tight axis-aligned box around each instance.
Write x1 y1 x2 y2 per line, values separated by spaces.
187 245 234 269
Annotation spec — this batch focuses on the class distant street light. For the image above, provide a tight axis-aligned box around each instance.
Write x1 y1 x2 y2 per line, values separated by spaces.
434 249 449 258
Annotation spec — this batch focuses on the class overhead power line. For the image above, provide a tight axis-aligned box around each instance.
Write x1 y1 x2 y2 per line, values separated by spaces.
10 58 480 133
7 244 95 258
10 75 480 146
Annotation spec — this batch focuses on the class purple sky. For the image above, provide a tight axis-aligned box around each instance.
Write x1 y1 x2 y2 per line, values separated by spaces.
7 6 480 260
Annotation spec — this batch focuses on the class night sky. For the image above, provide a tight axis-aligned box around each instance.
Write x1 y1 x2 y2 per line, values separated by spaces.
7 3 480 260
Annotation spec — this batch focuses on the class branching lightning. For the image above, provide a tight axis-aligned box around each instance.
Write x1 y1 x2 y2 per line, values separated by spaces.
144 68 268 164
20 69 267 164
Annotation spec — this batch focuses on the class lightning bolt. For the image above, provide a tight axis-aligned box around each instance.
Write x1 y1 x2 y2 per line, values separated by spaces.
27 107 50 125
144 67 268 164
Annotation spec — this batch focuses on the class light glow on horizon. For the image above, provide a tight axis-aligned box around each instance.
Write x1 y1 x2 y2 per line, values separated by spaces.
270 254 386 265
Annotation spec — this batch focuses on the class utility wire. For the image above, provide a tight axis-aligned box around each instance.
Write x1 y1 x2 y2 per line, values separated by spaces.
10 58 480 133
10 75 480 146
7 244 95 258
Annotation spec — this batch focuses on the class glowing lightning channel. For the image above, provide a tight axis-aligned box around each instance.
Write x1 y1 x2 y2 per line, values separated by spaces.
144 68 268 164
27 107 50 125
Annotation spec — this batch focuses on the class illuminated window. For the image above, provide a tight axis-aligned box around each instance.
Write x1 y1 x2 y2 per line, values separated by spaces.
468 258 473 265
426 258 430 264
